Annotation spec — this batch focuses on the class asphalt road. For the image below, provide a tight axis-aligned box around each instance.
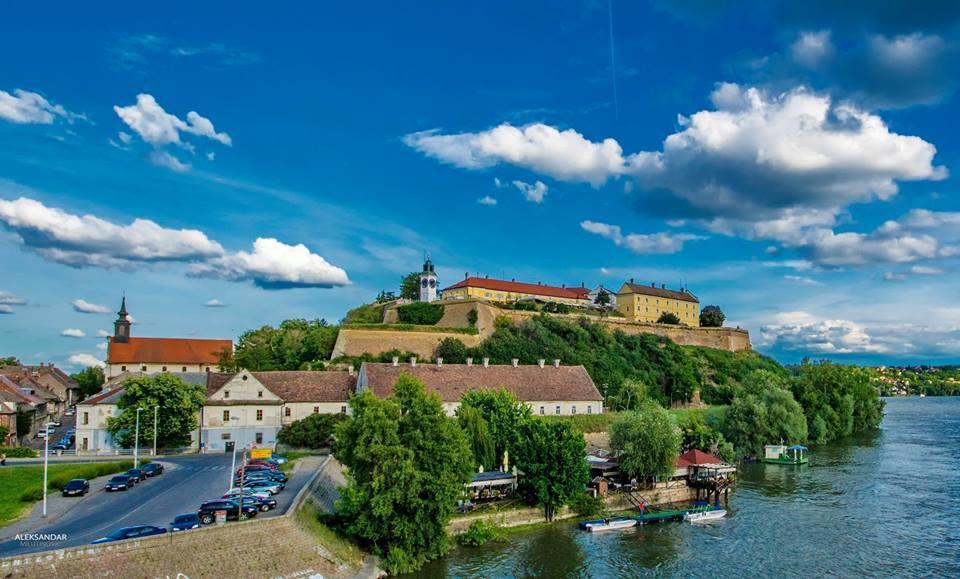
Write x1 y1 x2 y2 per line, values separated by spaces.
0 453 317 557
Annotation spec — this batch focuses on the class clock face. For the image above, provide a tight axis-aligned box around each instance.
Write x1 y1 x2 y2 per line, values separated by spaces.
421 279 428 288
429 279 436 288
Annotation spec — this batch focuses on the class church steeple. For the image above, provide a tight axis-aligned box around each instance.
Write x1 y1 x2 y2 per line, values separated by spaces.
419 253 438 303
114 295 131 343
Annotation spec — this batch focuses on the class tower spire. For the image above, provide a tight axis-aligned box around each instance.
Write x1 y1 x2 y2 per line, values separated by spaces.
114 295 131 343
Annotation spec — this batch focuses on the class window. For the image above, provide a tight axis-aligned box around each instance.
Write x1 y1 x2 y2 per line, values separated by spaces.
182 366 187 372
255 432 263 444
221 432 231 440
284 407 291 417
222 410 230 421
340 406 347 414
162 366 167 372
313 406 319 414
82 412 89 425
81 438 88 450
224 391 230 399
141 365 147 371
587 405 592 414
256 409 263 421
205 367 210 372
121 365 127 372
555 405 560 415
572 406 577 415
257 390 263 398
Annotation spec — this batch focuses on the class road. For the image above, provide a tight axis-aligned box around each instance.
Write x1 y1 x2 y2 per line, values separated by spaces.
0 453 319 557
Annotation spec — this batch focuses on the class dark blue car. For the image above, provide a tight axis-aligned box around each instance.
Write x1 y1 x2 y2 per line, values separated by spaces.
105 475 132 491
170 513 201 532
91 525 166 544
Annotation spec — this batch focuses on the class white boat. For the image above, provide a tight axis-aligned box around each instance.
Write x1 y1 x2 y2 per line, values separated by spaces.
684 509 727 523
585 518 638 532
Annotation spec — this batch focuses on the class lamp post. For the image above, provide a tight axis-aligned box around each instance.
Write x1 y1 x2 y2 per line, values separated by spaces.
42 421 53 517
152 405 159 457
133 407 143 468
229 416 240 491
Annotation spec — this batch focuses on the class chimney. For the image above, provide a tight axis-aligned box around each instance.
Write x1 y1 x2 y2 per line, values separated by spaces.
537 281 542 285
561 284 566 289
436 357 443 367
511 278 515 282
553 359 561 368
651 281 656 287
629 278 634 285
661 283 666 289
392 356 399 367
511 358 519 367
482 357 490 368
409 356 417 367
466 357 473 367
465 272 469 279
538 359 545 368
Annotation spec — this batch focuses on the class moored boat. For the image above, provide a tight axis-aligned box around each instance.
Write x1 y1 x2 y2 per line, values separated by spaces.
581 517 638 532
684 509 727 523
762 444 808 465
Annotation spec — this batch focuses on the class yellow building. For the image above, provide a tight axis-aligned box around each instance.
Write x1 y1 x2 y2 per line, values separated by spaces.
442 276 591 306
616 280 699 325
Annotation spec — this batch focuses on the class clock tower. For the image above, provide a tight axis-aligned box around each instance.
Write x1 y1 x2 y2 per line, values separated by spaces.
419 255 438 302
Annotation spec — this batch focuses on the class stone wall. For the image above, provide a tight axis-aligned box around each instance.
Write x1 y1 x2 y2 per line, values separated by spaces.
331 328 484 359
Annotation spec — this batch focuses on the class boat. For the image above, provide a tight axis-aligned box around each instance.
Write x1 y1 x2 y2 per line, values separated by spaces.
580 517 638 532
762 444 808 465
684 509 727 523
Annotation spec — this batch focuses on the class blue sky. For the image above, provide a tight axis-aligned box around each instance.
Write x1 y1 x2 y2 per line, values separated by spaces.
2 1 960 369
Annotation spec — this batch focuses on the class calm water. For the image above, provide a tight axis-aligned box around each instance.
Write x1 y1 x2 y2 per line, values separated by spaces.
418 397 960 578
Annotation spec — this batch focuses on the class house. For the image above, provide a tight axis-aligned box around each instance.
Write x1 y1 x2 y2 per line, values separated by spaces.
105 297 233 378
442 274 591 306
616 279 699 325
587 285 617 308
201 370 356 453
356 358 604 417
0 388 20 445
0 363 80 408
0 375 49 440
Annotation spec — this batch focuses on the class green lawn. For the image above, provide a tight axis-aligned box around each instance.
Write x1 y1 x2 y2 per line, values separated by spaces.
278 451 313 473
0 461 133 527
294 499 364 566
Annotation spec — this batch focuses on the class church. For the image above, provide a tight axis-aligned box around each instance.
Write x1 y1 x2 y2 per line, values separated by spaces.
105 297 233 379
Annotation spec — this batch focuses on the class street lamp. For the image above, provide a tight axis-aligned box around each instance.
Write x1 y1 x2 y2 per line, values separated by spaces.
42 421 54 517
133 407 143 468
152 405 159 457
228 416 240 491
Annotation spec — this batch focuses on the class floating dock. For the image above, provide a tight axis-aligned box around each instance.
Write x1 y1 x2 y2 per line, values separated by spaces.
627 503 722 524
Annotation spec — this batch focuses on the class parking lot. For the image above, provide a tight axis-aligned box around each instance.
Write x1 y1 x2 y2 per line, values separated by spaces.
0 453 323 557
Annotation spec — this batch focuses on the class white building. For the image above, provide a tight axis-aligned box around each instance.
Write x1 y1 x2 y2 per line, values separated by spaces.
587 285 617 308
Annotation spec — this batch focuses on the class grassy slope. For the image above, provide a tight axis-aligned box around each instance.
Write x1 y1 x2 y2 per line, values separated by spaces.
0 460 133 527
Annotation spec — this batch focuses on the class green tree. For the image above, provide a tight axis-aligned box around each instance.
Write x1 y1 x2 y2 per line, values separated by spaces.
790 361 884 443
610 403 681 481
70 366 105 400
699 305 725 327
234 319 339 370
607 378 647 411
106 374 205 448
677 413 734 462
217 346 237 372
657 312 681 325
0 424 9 442
457 405 496 470
458 389 532 467
0 356 19 366
595 289 611 307
435 338 468 363
16 410 31 441
724 386 808 458
514 419 589 521
334 374 473 574
466 308 478 327
400 272 421 300
277 413 345 449
396 302 444 325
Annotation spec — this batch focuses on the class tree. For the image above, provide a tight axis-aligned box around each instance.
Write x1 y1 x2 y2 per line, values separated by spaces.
466 308 478 327
71 366 105 400
790 361 884 443
458 389 532 467
396 302 444 325
724 386 808 458
699 305 725 327
277 413 346 449
677 413 734 462
334 374 473 574
234 319 339 370
217 346 237 372
0 356 19 367
595 289 611 307
514 419 589 521
0 424 9 443
106 374 205 448
607 378 647 411
457 405 496 470
435 338 467 363
657 312 681 325
610 403 681 481
400 272 421 300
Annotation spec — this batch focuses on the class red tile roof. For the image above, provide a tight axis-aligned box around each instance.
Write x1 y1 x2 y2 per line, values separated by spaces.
620 283 699 303
79 385 126 405
206 371 356 403
443 277 590 301
0 375 45 406
675 449 725 468
108 337 232 365
360 362 603 403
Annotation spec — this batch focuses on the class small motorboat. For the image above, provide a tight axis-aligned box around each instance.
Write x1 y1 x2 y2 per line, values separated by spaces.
582 517 638 532
684 509 727 523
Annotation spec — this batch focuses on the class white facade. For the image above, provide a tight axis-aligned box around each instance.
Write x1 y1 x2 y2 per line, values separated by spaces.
202 371 283 453
107 362 215 380
588 285 617 307
282 401 349 425
439 399 603 417
75 402 121 452
420 257 438 302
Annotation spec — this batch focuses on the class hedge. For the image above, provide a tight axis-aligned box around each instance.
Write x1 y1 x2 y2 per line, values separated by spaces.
0 446 38 458
396 302 445 325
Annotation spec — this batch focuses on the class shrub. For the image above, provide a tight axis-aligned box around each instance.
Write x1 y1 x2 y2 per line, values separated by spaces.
455 520 505 547
699 305 725 327
657 312 681 325
466 309 478 327
344 303 385 324
396 302 445 325
435 338 468 364
0 447 37 458
20 488 44 502
277 413 346 449
571 493 605 517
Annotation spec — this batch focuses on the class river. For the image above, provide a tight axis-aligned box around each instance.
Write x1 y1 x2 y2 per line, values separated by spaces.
417 397 960 578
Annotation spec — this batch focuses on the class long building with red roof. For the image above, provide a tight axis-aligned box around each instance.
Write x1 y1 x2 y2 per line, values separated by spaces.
442 275 591 305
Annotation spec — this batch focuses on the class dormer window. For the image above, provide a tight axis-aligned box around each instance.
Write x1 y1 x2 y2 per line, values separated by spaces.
224 391 230 399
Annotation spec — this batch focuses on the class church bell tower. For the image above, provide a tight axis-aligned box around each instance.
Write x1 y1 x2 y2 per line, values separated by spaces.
420 255 438 303
113 296 131 343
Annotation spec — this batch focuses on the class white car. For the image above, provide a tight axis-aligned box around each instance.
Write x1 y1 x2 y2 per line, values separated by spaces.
222 489 271 501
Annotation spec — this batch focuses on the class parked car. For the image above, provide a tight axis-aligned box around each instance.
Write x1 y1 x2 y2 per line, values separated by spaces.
169 513 201 532
271 454 288 464
238 469 287 483
62 478 89 497
105 475 132 491
239 480 283 494
64 409 75 416
48 420 62 428
237 464 275 475
240 496 278 512
125 468 145 483
141 463 164 477
222 488 272 501
197 500 259 524
246 460 280 469
91 525 166 544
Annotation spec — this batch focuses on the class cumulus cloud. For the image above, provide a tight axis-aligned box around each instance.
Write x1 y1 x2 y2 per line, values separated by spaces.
477 195 497 206
758 311 888 354
784 275 821 285
791 31 833 68
0 305 13 314
581 221 703 254
72 299 111 314
149 150 191 172
114 93 231 147
96 329 111 337
0 89 81 124
404 124 626 186
61 328 86 338
68 353 104 368
512 180 548 203
910 265 943 275
0 196 224 268
188 238 350 289
205 299 227 307
883 272 908 282
0 291 27 306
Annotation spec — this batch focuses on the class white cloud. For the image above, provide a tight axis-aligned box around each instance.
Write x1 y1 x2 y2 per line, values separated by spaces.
762 259 816 271
493 177 507 188
206 151 216 161
791 31 833 68
477 195 497 206
114 93 232 147
117 131 133 145
512 180 548 203
96 342 108 351
0 196 224 268
0 89 80 124
205 298 227 307
61 328 86 338
883 272 907 282
404 124 626 186
0 291 27 306
188 237 350 289
72 299 111 314
96 329 111 337
758 311 888 354
149 150 191 172
784 275 822 285
68 353 104 368
910 265 943 275
0 305 13 314
581 220 703 254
